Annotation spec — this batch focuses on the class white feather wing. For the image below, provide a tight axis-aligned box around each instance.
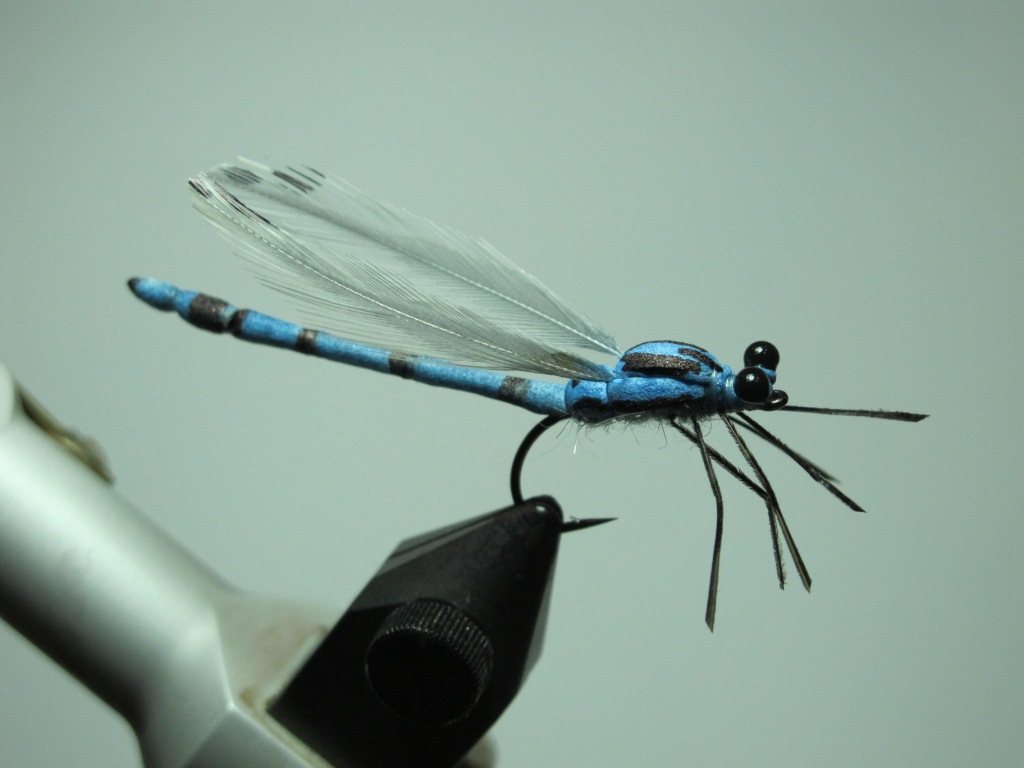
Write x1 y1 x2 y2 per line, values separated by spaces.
190 159 621 380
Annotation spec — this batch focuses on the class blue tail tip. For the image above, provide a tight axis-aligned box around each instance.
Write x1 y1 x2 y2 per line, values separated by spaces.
128 276 177 310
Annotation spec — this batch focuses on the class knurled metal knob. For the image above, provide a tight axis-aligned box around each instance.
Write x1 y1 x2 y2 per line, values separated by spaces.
365 599 494 725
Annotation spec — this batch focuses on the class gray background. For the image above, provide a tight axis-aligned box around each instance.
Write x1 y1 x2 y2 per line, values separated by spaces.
2 3 1021 766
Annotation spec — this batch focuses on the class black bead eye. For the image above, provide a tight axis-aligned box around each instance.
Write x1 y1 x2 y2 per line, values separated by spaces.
743 341 780 371
734 367 772 404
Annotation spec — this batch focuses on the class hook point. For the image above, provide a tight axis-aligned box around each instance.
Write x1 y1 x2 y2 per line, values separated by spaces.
560 516 616 533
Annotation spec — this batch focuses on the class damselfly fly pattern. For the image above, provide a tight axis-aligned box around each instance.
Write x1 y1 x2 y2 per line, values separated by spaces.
130 160 926 629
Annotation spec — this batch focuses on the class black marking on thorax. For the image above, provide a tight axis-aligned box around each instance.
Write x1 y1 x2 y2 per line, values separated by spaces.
621 352 701 376
641 341 723 373
612 394 696 414
676 345 722 373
